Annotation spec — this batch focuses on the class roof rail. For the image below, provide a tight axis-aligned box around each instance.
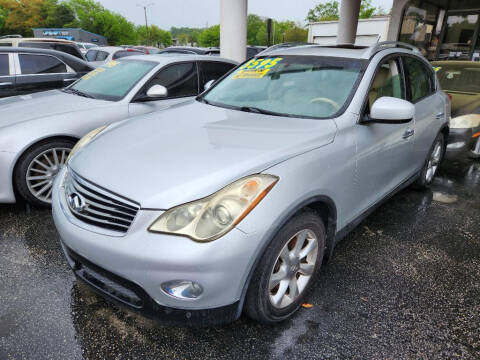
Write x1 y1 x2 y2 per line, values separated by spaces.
366 41 422 58
0 34 23 39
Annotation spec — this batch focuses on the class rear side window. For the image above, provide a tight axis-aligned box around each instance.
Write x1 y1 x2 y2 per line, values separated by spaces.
19 54 67 74
113 50 143 60
0 43 12 47
19 42 50 49
96 51 109 61
0 54 9 76
198 61 235 89
404 57 435 102
85 50 97 61
147 62 199 98
53 44 83 59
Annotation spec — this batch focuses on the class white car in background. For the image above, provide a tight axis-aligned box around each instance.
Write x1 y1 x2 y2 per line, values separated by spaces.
85 46 144 66
76 42 98 55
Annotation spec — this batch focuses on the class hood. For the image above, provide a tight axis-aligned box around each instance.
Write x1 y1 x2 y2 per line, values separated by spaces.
0 90 112 129
70 101 337 209
449 91 480 118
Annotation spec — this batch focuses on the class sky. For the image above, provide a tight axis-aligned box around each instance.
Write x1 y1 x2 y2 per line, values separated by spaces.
96 0 394 29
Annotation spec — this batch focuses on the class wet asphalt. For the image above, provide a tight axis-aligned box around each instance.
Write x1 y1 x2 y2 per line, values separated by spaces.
0 160 479 360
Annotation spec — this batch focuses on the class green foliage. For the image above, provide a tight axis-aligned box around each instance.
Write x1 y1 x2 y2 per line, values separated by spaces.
137 25 172 47
43 0 75 28
247 14 264 45
170 26 202 45
306 0 382 22
284 26 308 42
198 24 219 47
306 1 339 22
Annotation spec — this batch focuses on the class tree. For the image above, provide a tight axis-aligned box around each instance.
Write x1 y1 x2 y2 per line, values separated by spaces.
0 0 47 36
306 1 339 22
247 14 264 45
170 26 202 45
306 0 381 23
137 25 172 47
198 24 219 47
43 0 75 28
284 26 308 42
176 33 190 45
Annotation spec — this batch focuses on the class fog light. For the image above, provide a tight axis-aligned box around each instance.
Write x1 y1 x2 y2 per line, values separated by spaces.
447 141 465 149
161 280 203 300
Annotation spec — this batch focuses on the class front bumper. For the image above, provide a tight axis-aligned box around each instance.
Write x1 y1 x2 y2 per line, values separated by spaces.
445 127 480 160
52 167 265 325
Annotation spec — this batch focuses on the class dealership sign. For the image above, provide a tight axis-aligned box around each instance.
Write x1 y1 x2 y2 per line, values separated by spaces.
43 30 70 36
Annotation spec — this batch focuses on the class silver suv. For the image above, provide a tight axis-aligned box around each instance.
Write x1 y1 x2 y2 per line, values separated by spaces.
52 42 450 326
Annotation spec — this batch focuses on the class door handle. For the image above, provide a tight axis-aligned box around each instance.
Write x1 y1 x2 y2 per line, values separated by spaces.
436 112 445 119
403 128 415 139
0 82 12 86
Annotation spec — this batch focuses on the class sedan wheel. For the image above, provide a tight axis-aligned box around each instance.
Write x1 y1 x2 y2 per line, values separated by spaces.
14 139 75 207
26 147 71 204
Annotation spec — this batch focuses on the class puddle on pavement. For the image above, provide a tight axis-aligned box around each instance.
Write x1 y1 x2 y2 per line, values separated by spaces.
432 192 458 204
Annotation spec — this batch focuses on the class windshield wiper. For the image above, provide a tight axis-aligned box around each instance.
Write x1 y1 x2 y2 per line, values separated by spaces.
239 106 280 116
63 88 96 99
197 97 211 105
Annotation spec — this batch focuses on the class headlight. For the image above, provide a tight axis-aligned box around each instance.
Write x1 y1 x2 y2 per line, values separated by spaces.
67 126 106 163
449 114 480 129
148 174 279 242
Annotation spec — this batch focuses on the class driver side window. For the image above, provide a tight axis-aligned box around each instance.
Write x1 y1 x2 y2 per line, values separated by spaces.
145 62 199 98
368 58 405 111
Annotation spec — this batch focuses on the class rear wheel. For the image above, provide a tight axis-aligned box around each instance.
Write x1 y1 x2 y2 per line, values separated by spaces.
14 139 74 207
244 211 325 324
413 133 444 189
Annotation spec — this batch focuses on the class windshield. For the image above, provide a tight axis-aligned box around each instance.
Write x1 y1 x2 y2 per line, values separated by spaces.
203 56 366 118
434 63 480 93
68 60 156 101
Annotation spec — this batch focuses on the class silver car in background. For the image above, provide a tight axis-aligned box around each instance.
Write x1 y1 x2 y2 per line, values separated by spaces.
52 43 449 326
0 55 237 206
84 46 144 66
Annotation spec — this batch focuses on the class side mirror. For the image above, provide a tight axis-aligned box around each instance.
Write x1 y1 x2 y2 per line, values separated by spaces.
368 97 415 124
204 79 215 91
146 84 168 98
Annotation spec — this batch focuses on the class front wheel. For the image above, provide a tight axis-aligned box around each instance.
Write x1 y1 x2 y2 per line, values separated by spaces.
14 139 75 207
244 211 325 324
469 136 480 159
413 133 445 189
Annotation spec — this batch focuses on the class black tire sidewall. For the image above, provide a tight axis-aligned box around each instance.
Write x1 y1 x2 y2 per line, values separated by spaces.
245 211 326 324
14 139 75 207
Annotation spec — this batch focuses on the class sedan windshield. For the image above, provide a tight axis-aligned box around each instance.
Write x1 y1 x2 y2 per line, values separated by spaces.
68 60 156 101
434 63 480 93
203 56 366 118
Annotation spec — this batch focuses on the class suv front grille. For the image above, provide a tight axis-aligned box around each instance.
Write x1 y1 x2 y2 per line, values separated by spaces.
64 170 140 233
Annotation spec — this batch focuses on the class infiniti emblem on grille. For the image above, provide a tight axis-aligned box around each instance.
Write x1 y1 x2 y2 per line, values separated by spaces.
68 193 87 213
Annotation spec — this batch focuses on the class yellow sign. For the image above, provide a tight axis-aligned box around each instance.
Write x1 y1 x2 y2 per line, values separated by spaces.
233 57 283 79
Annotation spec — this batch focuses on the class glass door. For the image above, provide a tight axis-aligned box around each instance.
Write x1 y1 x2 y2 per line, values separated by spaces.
439 12 480 60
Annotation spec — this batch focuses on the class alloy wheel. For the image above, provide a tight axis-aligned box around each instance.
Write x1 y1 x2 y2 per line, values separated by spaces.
26 147 71 204
268 229 318 309
425 141 442 183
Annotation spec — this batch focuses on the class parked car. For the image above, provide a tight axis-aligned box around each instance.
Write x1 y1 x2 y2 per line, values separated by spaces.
85 46 145 66
158 46 220 56
247 45 267 59
433 61 480 159
0 47 93 98
0 55 237 206
0 37 85 60
132 46 161 54
76 42 98 55
51 42 449 326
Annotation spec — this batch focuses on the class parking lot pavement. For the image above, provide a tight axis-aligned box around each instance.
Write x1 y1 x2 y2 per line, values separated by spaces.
0 161 479 360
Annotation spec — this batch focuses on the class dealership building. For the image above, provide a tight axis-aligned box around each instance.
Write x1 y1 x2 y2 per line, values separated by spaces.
32 28 108 45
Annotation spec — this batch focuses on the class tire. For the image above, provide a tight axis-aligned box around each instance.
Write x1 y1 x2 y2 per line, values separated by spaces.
413 133 445 190
14 139 75 207
244 211 326 324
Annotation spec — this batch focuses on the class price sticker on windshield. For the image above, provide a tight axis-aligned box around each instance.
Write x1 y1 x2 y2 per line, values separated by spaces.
81 66 105 80
233 57 283 79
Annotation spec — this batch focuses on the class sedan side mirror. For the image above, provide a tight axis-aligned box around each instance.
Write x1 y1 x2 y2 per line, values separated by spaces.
147 84 168 98
368 97 415 124
204 79 215 91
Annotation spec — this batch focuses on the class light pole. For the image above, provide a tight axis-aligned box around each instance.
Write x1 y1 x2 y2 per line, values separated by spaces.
137 3 154 45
